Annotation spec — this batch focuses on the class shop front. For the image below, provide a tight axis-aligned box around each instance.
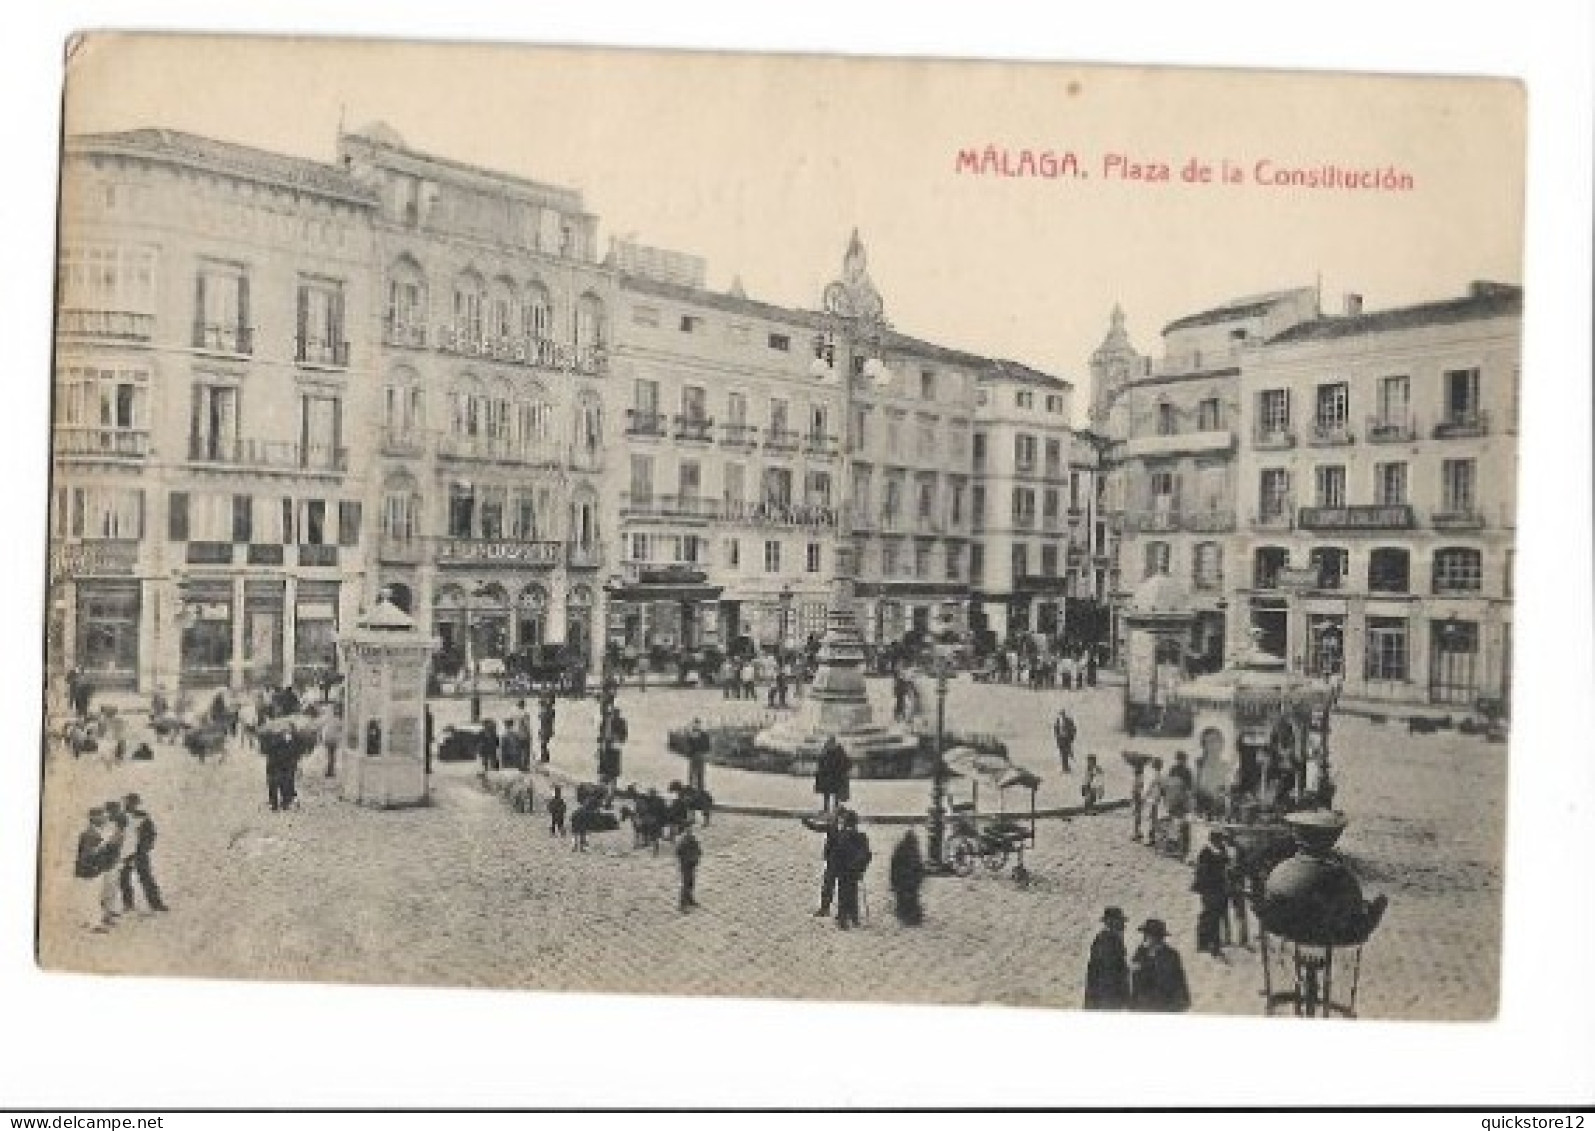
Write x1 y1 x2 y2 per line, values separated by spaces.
75 581 141 690
243 580 285 688
179 579 234 690
294 580 341 680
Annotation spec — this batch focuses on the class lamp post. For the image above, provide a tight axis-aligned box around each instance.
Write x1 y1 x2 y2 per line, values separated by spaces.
925 646 955 872
778 582 794 654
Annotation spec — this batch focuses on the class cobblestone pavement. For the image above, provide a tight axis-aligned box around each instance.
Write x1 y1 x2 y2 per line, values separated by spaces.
37 680 1504 1020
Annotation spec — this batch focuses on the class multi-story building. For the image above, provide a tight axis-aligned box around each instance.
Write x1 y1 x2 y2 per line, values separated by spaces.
1097 288 1320 668
337 123 615 680
1233 282 1521 709
52 129 380 694
970 362 1098 644
608 242 842 657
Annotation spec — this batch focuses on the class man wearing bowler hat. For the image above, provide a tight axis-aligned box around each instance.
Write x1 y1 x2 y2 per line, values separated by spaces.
1084 906 1131 1009
1130 918 1191 1012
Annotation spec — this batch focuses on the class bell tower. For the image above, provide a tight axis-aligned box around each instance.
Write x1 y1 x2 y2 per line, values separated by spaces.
1088 304 1147 431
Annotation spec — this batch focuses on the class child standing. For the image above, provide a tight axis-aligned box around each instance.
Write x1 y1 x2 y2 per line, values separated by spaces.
547 785 568 839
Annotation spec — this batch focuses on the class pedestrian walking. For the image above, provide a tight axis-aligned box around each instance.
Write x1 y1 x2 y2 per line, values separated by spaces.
319 707 342 778
479 719 501 773
1084 906 1131 1010
119 793 167 914
1053 707 1077 773
739 658 756 701
261 725 303 812
675 826 702 911
514 700 533 764
1145 757 1166 850
1130 918 1191 1012
74 807 119 931
1166 751 1194 859
1193 831 1229 958
597 703 627 785
1080 755 1105 812
686 718 709 793
538 691 556 763
547 785 568 839
813 735 851 813
499 717 524 773
833 810 872 930
1224 838 1251 948
1129 759 1147 842
888 828 925 926
804 809 845 917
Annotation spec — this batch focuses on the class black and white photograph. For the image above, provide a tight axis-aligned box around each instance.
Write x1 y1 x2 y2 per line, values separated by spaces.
10 13 1593 1110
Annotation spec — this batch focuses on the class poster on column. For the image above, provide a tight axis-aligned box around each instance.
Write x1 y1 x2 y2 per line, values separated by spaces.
34 32 1529 1039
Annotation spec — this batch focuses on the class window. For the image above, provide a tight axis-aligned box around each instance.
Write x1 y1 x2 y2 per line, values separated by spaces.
677 460 701 500
1254 546 1288 589
189 384 239 462
885 413 901 455
969 544 985 584
917 479 935 521
1364 617 1409 682
632 305 660 327
1433 547 1483 593
1043 488 1060 525
524 284 554 340
806 470 832 508
1368 547 1411 593
58 244 157 314
1315 465 1347 508
762 467 794 507
193 261 251 353
451 274 485 344
445 485 474 538
1443 368 1481 424
300 499 328 546
1149 471 1177 512
920 370 936 400
56 363 149 438
1045 394 1064 414
948 480 966 526
770 398 790 436
296 279 347 365
851 466 872 515
764 540 781 573
850 406 869 452
61 486 144 540
723 462 746 505
1315 382 1349 431
1441 459 1476 514
1258 388 1291 434
767 332 790 352
1013 543 1030 579
1041 544 1060 576
882 541 900 577
1044 438 1062 477
882 476 902 521
1258 468 1290 518
972 485 986 528
810 404 831 442
1198 398 1222 431
915 542 932 578
1377 375 1410 425
1070 472 1082 511
681 385 707 422
1012 487 1037 528
627 533 650 562
302 395 342 470
1309 546 1348 589
945 544 963 581
1143 541 1170 578
629 454 654 503
1374 462 1408 506
726 538 741 568
1015 434 1037 472
575 294 606 351
679 314 703 333
1193 541 1223 590
1016 390 1034 409
1157 403 1176 436
918 418 936 458
806 542 822 573
972 432 987 470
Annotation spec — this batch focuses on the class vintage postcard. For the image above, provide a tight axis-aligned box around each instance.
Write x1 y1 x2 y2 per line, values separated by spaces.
39 33 1524 1023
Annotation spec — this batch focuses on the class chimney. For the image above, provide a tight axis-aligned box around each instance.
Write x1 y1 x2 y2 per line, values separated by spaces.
1343 293 1364 317
1469 280 1511 299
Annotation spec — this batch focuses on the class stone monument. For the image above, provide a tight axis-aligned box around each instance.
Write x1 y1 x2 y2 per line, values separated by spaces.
338 592 437 808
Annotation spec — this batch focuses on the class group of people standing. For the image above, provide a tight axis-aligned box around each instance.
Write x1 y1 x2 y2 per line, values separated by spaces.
73 793 166 932
1083 906 1191 1012
474 694 559 773
718 650 807 706
988 642 1100 691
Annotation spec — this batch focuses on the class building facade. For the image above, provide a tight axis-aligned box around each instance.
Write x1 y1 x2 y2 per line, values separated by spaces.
52 129 380 694
336 124 615 682
970 363 1099 645
608 247 843 659
1097 288 1320 669
1232 282 1521 709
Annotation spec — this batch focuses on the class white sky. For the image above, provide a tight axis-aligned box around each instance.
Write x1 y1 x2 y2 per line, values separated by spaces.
65 35 1524 417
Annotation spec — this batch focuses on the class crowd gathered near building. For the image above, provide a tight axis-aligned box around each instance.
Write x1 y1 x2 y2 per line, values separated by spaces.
50 121 1518 715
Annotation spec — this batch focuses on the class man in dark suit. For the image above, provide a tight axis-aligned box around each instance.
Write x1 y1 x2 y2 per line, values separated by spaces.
120 793 168 913
1084 906 1131 1009
675 827 702 911
1192 831 1230 957
833 811 872 930
1131 919 1191 1012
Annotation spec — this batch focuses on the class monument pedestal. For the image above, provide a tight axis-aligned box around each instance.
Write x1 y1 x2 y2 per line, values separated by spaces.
340 755 429 809
337 596 437 809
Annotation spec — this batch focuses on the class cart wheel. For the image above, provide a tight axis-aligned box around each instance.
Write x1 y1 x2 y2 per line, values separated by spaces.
949 837 978 877
984 846 1011 872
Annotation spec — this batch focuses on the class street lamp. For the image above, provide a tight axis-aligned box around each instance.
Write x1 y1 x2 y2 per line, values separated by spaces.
778 582 794 653
925 645 955 872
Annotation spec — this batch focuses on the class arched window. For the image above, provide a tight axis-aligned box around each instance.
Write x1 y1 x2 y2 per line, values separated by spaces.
1433 547 1483 594
1192 541 1223 590
570 486 600 550
515 381 554 460
1368 547 1411 594
1254 545 1288 589
385 254 428 345
381 469 422 540
523 280 553 342
575 292 606 351
1309 545 1348 590
487 274 518 343
382 365 425 448
516 583 549 649
452 269 486 346
575 390 603 455
448 373 487 441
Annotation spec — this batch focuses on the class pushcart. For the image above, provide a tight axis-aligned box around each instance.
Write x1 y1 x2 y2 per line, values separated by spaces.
942 753 1041 886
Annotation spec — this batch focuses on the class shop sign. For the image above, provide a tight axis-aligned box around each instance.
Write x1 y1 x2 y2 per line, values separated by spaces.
438 539 560 566
50 541 138 578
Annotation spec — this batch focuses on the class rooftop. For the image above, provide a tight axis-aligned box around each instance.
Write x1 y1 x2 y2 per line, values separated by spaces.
340 121 587 213
1266 282 1523 345
1161 287 1315 335
69 129 377 206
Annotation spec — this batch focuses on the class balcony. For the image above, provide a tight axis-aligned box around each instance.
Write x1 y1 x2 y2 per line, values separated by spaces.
1015 459 1037 477
566 542 604 569
298 544 340 568
764 427 800 453
436 431 560 466
1365 414 1416 444
721 422 759 449
1433 410 1491 439
721 499 840 530
568 445 604 473
1125 509 1180 533
382 320 428 349
1296 504 1415 532
377 535 424 565
434 326 609 376
192 322 254 356
1431 508 1486 531
187 438 347 473
1121 428 1236 459
295 337 351 369
626 409 668 438
185 541 235 565
54 426 149 458
435 537 561 568
805 433 841 457
620 493 720 521
380 427 428 458
58 309 154 341
1308 421 1355 447
1182 509 1236 534
674 415 715 443
1251 509 1294 531
1252 426 1297 451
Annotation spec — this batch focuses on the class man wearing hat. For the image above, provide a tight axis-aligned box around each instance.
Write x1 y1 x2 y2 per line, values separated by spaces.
1193 830 1230 958
832 810 872 930
73 808 116 930
120 793 167 914
1084 906 1131 1009
1131 918 1191 1012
